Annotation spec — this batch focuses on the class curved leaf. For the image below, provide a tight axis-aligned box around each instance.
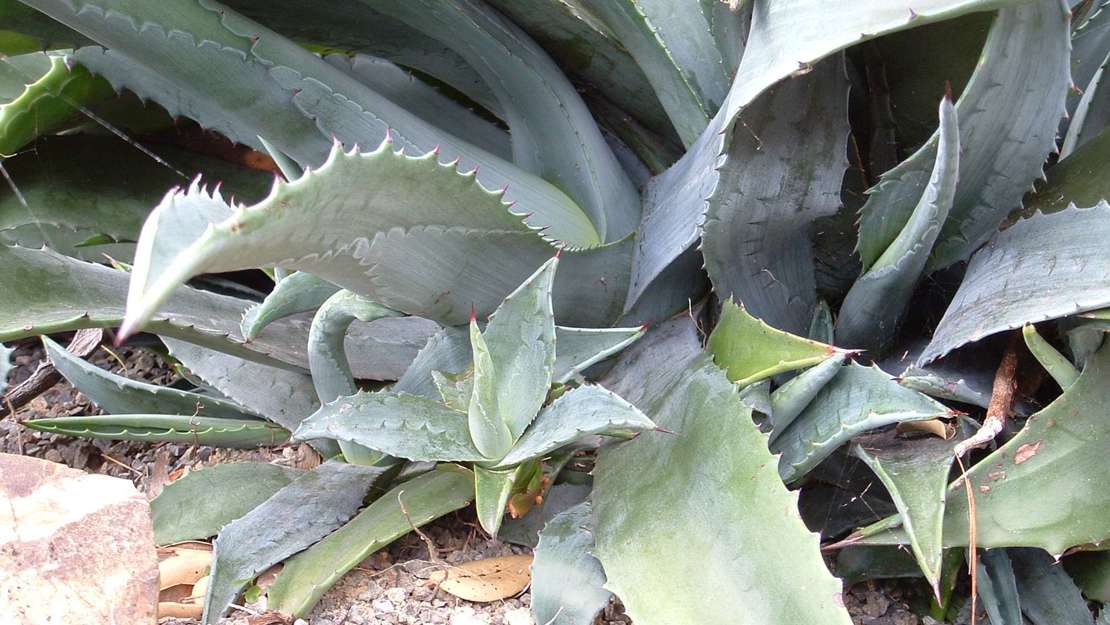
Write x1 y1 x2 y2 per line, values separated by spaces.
370 0 641 242
531 500 612 625
708 300 841 387
592 353 852 625
323 52 510 161
625 0 1016 309
120 141 629 338
702 57 850 335
267 466 473 617
496 385 654 468
162 338 338 458
1027 126 1110 215
1061 49 1110 157
28 0 599 244
852 433 962 595
151 462 302 545
241 272 339 341
837 97 960 353
203 460 383 623
977 549 1023 625
581 0 730 146
857 0 1070 271
43 335 257 419
920 203 1110 364
24 413 288 447
468 317 513 459
293 391 485 463
768 353 848 439
771 364 953 483
552 325 645 383
394 326 472 400
1023 323 1081 389
480 0 670 135
941 342 1110 554
1011 548 1095 625
474 463 517 536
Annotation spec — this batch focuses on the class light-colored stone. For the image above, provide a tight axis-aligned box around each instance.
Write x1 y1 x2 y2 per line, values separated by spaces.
450 606 491 625
503 607 533 625
0 453 158 624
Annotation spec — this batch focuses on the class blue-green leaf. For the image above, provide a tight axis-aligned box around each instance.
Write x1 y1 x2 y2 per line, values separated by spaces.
24 414 288 447
531 500 612 625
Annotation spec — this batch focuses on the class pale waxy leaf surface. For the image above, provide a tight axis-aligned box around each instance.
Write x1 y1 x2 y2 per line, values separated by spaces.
920 203 1110 364
552 325 645 383
204 461 384 623
495 385 654 468
481 0 670 133
592 352 852 625
702 57 850 335
393 326 472 400
162 338 330 458
0 243 429 379
371 0 641 242
23 413 288 448
837 97 959 354
625 0 1016 309
120 141 631 337
268 467 474 617
241 272 339 341
852 433 962 594
531 501 612 625
31 0 600 244
580 0 730 146
1061 49 1110 158
771 364 953 483
43 336 257 420
481 257 558 441
323 52 511 161
293 391 485 463
468 317 514 460
150 462 302 545
708 300 841 387
856 0 1070 271
768 353 848 440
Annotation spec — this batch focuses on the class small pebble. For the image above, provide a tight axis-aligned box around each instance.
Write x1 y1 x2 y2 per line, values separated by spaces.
385 587 409 603
503 607 533 625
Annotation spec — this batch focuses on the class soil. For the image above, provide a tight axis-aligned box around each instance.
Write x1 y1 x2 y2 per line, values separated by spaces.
2 338 929 625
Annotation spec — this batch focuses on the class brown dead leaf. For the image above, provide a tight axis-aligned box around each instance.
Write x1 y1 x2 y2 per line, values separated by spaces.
145 449 172 499
897 419 951 439
428 554 533 602
158 600 203 619
158 547 212 590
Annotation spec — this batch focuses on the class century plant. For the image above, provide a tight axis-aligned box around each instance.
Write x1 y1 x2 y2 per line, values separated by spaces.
1 0 1110 624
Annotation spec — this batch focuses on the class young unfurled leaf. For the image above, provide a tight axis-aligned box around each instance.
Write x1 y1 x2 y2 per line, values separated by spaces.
151 463 303 545
468 317 514 460
708 300 842 387
479 256 559 444
768 353 847 439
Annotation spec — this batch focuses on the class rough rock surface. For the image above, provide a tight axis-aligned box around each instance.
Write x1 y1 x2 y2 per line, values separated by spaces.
0 452 159 624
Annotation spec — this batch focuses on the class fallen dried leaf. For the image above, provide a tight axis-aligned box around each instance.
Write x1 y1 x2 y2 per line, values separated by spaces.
428 554 533 602
159 547 212 590
157 600 203 619
897 418 951 439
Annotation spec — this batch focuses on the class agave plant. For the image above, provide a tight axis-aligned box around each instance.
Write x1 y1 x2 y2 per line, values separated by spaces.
3 0 1110 623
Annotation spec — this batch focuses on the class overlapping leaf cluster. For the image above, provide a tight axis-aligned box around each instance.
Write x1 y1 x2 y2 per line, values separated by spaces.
3 0 1110 623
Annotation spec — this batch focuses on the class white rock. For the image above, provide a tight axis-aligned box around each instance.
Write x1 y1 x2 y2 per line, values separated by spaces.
503 607 534 625
450 606 491 625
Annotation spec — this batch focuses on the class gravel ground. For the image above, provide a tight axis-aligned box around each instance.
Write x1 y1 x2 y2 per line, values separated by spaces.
2 338 932 625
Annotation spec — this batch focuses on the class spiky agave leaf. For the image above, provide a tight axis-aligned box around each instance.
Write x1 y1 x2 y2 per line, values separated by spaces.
119 140 633 340
23 414 288 447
